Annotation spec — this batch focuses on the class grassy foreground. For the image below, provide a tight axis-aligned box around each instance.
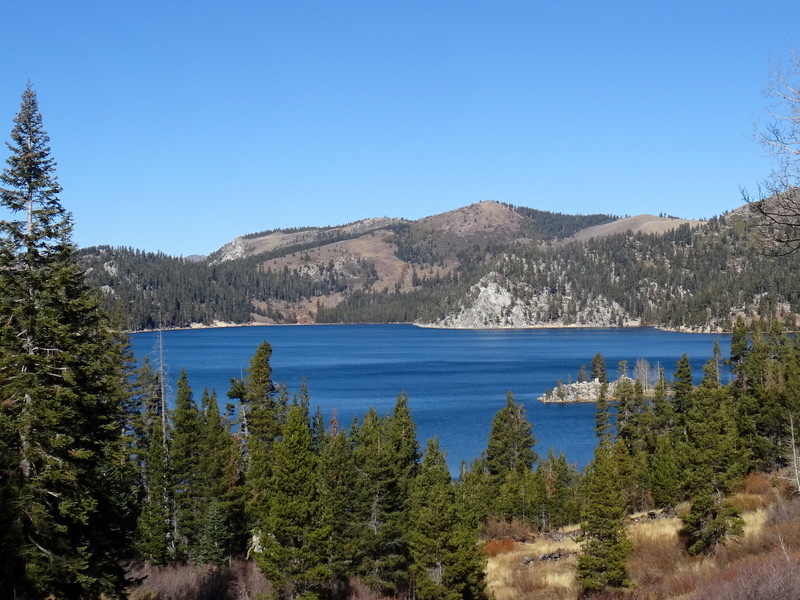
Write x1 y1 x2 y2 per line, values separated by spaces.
483 472 800 600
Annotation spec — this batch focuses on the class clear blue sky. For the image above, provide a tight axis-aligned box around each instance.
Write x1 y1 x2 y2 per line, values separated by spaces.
1 1 798 256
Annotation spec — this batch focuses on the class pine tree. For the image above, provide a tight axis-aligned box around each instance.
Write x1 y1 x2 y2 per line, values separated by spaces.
136 417 173 564
651 367 674 438
455 457 494 531
575 441 632 595
194 499 229 565
486 392 538 482
351 393 421 596
0 84 130 597
317 427 358 596
409 437 486 600
244 341 285 520
538 449 580 530
196 388 242 562
256 403 330 599
591 353 607 383
729 315 749 368
672 354 693 435
170 369 205 560
594 382 611 440
679 360 747 555
650 434 680 508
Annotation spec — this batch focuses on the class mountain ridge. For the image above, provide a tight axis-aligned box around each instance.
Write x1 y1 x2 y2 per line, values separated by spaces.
79 200 799 332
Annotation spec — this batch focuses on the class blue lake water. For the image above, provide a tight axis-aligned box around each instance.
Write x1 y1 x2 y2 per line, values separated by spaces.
130 325 730 474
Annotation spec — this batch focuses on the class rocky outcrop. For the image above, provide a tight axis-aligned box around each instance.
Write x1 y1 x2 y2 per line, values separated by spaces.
422 272 635 329
211 237 247 263
538 376 635 403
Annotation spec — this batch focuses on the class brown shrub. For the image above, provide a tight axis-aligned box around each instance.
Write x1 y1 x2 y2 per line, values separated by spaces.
740 472 772 495
482 538 516 556
686 551 800 600
226 559 271 600
346 577 392 600
480 516 533 542
127 560 271 600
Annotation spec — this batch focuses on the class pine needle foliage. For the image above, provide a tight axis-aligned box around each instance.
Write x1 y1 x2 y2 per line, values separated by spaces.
576 441 632 596
0 85 130 598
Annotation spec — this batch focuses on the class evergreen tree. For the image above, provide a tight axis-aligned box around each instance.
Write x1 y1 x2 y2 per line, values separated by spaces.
256 403 330 599
590 353 607 383
613 377 635 443
352 393 420 596
672 354 693 434
194 499 229 565
350 396 421 597
680 360 746 555
729 315 749 368
651 367 674 438
352 408 391 587
317 427 358 597
409 437 486 600
486 392 538 481
195 387 241 562
576 441 632 595
650 434 680 508
0 84 130 597
136 417 173 564
170 369 204 560
594 382 611 441
243 341 285 524
455 457 494 531
538 449 580 529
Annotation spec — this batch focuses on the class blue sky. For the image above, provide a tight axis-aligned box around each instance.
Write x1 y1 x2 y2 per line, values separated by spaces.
1 1 798 256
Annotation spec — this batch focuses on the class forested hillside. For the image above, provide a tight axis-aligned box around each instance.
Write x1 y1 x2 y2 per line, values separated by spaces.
80 202 800 332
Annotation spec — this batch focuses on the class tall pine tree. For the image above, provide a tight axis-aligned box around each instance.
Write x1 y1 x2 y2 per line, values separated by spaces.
576 441 632 595
256 403 329 599
0 84 130 597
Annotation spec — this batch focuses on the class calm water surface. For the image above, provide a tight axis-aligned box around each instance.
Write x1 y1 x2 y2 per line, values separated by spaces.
130 325 730 474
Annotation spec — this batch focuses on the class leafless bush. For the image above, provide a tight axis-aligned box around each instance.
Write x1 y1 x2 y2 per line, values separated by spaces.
480 516 533 541
226 559 271 600
768 490 800 525
687 552 800 600
346 577 392 600
128 564 223 600
127 560 271 600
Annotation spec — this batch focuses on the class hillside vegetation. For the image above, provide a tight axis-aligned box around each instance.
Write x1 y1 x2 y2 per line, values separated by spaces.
79 201 800 332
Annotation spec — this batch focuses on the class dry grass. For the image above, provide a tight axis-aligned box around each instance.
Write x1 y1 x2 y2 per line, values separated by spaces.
483 487 800 600
728 492 770 512
485 531 580 600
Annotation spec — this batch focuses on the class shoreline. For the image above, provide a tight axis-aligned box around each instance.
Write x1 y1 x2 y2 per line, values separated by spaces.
127 320 733 335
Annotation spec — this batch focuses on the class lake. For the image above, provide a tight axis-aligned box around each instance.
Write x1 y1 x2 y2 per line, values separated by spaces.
130 325 730 474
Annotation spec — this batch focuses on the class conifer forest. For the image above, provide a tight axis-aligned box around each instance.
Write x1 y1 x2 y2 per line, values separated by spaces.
5 88 800 600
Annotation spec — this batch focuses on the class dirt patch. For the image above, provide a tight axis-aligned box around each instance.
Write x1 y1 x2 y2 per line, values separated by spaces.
567 214 704 243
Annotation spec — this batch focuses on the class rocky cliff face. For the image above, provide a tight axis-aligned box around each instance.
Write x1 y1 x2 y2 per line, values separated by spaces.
422 272 635 329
